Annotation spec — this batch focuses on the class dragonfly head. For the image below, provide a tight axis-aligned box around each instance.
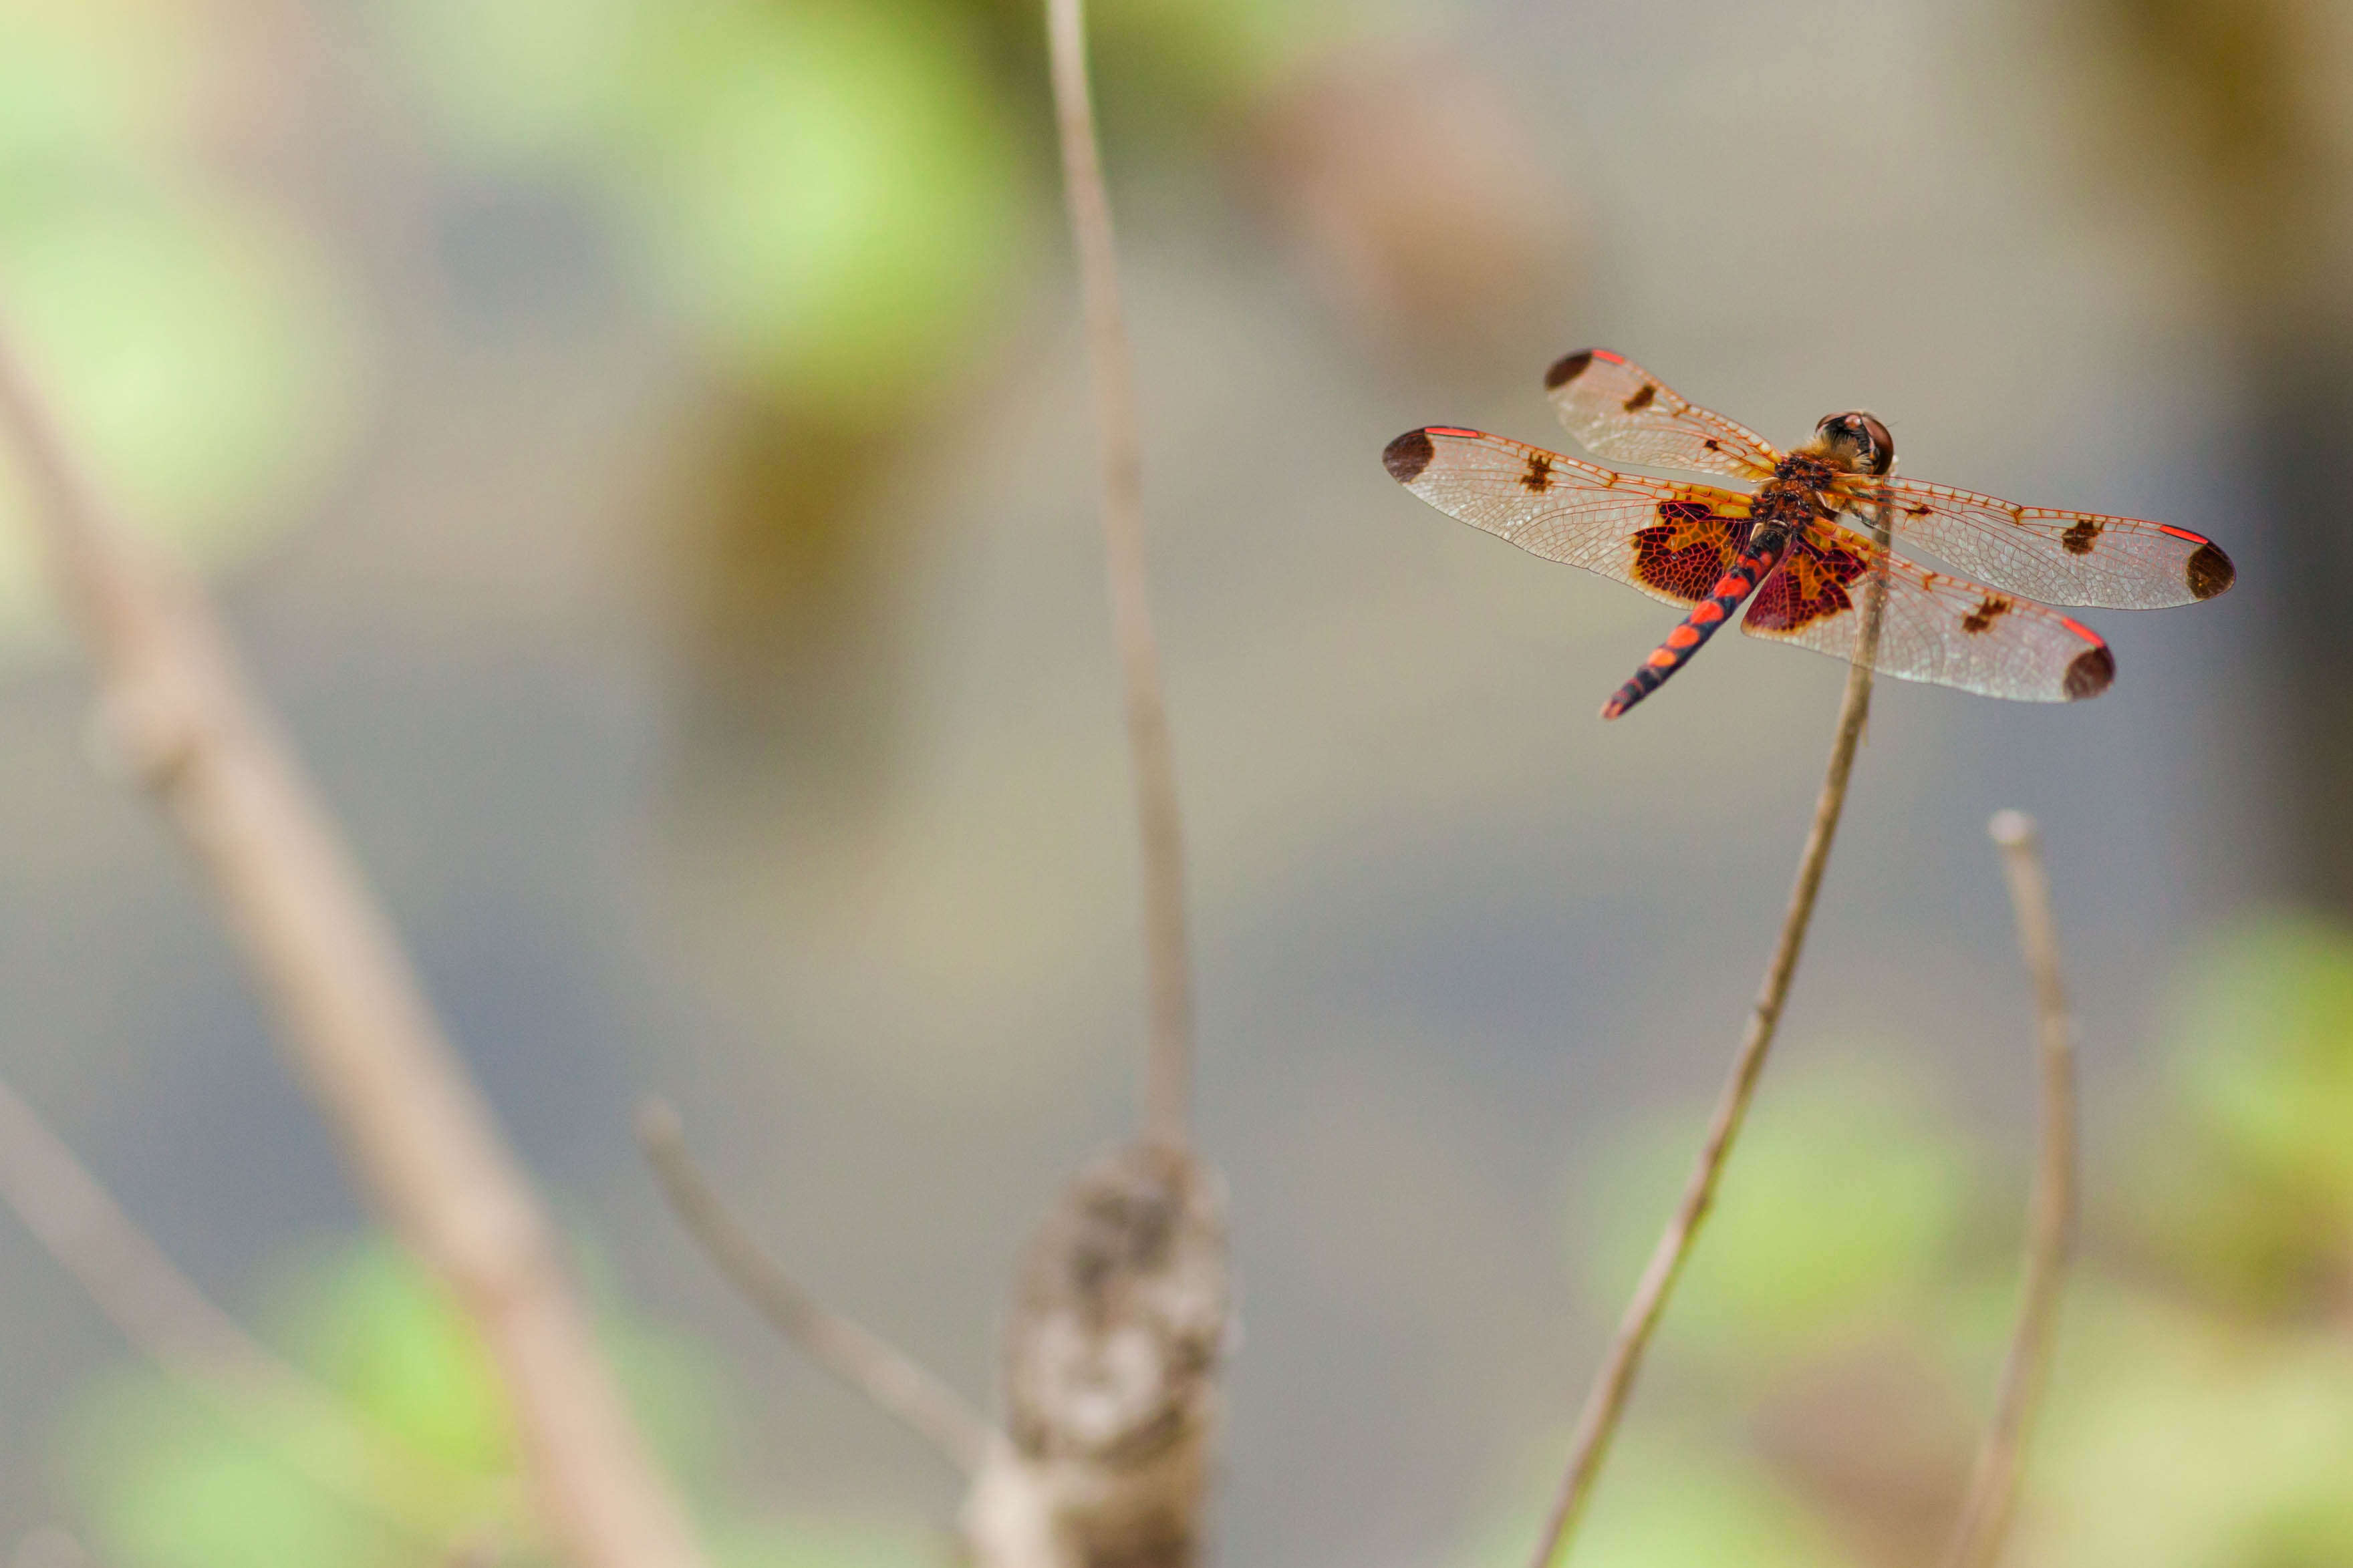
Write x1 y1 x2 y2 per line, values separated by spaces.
1814 410 1894 475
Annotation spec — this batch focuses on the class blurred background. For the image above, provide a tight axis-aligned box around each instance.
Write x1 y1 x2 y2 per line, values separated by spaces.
2 0 2352 1564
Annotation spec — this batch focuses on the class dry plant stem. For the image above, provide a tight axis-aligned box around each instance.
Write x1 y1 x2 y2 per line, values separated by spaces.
1528 517 1893 1568
0 329 708 1568
1045 0 1196 1149
634 1100 995 1474
0 1075 515 1543
1941 812 2078 1568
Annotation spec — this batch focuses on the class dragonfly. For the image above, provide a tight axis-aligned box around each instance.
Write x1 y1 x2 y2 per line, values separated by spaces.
1382 349 2235 718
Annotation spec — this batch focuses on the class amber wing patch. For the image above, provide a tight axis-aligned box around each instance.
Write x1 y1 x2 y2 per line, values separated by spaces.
1746 536 1868 631
1631 500 1750 603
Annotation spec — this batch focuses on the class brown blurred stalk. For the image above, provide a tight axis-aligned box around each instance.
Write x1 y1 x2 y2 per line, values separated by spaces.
0 327 709 1568
649 13 1229 1567
1528 520 1893 1568
1941 811 2078 1568
1047 0 1195 1151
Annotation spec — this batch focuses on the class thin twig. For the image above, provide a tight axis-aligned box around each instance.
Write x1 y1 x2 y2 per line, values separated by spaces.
0 325 708 1568
0 1074 515 1543
1528 511 1894 1568
635 1100 996 1476
1941 811 2078 1568
1045 0 1196 1150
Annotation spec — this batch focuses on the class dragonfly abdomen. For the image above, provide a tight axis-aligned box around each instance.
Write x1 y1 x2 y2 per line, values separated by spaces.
1601 534 1788 720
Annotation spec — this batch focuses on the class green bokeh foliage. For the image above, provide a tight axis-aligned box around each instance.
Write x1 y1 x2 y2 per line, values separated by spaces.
1514 916 2353 1568
60 1235 934 1568
0 9 362 642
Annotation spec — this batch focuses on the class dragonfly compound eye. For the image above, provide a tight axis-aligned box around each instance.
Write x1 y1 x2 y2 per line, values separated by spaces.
1817 411 1894 475
1856 414 1894 474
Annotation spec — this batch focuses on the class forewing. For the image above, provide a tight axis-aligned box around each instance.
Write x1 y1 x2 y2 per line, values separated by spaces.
1740 524 2115 703
1543 349 1782 481
1865 476 2235 609
1384 426 1755 607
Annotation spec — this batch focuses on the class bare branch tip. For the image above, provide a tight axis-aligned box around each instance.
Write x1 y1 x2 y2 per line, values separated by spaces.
633 1098 685 1155
1987 809 2039 849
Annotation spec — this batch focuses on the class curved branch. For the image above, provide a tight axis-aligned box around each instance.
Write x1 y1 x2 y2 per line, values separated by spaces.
1045 0 1196 1150
1941 810 2078 1568
1528 512 1894 1568
636 1101 994 1475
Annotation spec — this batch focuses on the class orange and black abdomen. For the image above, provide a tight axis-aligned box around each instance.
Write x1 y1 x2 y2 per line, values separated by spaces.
1601 534 1788 719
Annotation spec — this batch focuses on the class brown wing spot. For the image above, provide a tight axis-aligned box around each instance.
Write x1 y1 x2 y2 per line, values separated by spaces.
2064 644 2116 700
1623 383 1658 413
1544 351 1595 389
1383 429 1435 484
1961 593 2014 635
1520 453 1554 493
1905 503 1933 517
2060 517 2102 555
2187 540 2235 599
1632 500 1750 603
1703 438 1722 451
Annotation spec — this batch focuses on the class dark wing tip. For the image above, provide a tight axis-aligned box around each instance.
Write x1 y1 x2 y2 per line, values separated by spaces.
1383 428 1437 484
2063 643 2116 701
2187 540 2235 600
1544 350 1597 390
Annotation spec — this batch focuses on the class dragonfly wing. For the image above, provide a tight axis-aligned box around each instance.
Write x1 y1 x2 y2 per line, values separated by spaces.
1384 426 1756 607
1865 476 2235 609
1543 349 1782 481
1740 524 2115 703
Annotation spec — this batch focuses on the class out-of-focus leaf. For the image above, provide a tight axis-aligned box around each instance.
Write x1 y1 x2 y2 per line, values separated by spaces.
1453 1432 1850 1568
380 0 1025 414
1085 0 1321 128
376 0 647 163
1578 1057 1973 1360
61 1369 408 1568
2173 916 2353 1199
0 11 364 648
2026 1289 2353 1567
277 1239 514 1474
59 1233 807 1567
625 1 1024 412
0 6 203 170
2140 914 2353 1309
0 194 360 602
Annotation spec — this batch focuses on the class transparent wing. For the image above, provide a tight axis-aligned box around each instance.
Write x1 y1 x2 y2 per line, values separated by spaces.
1543 349 1782 481
1383 426 1756 607
1863 475 2235 609
1740 524 2116 703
